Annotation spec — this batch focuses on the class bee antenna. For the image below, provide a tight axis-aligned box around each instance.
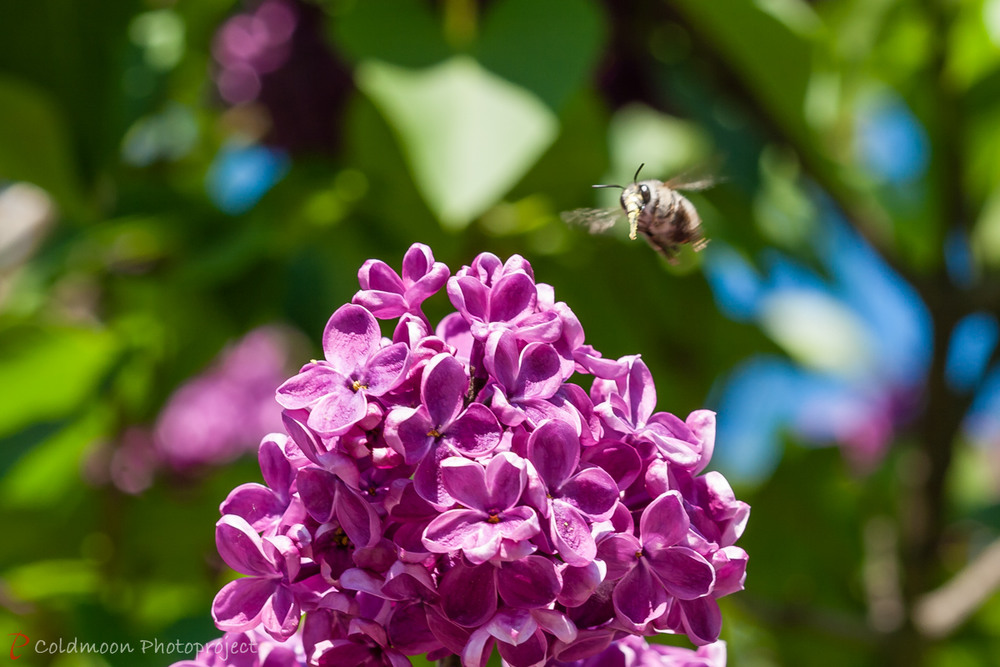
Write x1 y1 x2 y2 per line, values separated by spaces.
632 163 645 182
592 183 623 190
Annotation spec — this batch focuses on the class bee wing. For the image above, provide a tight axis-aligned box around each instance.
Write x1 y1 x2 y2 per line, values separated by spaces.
560 207 623 235
664 163 724 192
666 176 717 192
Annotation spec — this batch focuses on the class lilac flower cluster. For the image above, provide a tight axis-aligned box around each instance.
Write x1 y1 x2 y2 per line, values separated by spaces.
192 244 748 667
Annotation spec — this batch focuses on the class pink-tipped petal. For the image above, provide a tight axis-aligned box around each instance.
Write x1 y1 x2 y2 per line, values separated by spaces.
321 304 380 374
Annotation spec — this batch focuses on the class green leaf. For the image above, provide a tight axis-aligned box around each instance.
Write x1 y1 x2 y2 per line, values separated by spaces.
330 0 450 68
606 103 712 183
0 75 87 217
0 410 107 509
4 558 99 601
476 0 605 111
357 56 559 228
0 325 118 438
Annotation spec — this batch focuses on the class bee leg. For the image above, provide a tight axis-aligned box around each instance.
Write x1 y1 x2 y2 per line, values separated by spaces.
641 231 679 264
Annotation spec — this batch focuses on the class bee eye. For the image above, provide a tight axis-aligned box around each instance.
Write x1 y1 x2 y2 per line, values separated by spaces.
639 184 651 204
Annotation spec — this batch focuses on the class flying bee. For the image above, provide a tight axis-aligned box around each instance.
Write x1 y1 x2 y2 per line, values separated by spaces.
562 164 712 262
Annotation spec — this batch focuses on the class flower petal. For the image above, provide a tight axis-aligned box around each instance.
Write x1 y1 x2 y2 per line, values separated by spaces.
257 435 292 498
220 483 285 532
423 508 492 553
384 406 433 465
442 403 502 457
624 356 657 427
421 353 468 428
550 500 596 567
612 560 668 626
387 601 441 655
216 515 274 575
559 467 619 520
363 342 409 396
532 608 577 644
296 468 337 524
679 596 723 646
260 584 300 640
496 505 541 543
640 490 690 550
517 342 564 400
440 457 489 511
448 276 489 324
439 560 498 627
646 546 715 600
275 365 339 410
497 555 561 609
513 310 562 344
527 419 579 490
596 533 641 580
687 409 716 472
490 271 537 324
486 608 539 646
306 382 367 436
485 451 527 510
212 577 275 632
358 258 405 293
557 562 605 608
712 546 748 596
335 483 381 548
352 290 408 319
496 629 547 667
321 304 381 374
413 443 452 507
485 329 519 391
583 441 642 493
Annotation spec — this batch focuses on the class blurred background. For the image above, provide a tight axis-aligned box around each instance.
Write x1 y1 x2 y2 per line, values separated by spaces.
3 0 1000 665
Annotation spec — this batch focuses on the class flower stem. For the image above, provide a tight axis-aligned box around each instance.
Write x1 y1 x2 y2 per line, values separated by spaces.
436 655 462 667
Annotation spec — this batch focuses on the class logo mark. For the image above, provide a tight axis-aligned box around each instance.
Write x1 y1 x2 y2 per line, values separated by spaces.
8 634 29 660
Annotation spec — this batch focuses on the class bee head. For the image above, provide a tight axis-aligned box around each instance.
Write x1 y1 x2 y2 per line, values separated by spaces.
592 163 648 241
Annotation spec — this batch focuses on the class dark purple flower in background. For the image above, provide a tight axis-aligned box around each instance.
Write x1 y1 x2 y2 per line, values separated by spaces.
212 0 352 155
99 326 297 494
156 326 295 468
173 244 748 667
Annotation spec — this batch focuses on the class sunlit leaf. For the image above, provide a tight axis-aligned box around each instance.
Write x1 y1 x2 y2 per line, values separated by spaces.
357 56 558 228
0 410 106 509
605 103 712 186
4 559 99 600
0 325 118 438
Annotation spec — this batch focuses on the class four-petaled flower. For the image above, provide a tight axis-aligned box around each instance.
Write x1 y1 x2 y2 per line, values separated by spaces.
423 453 540 564
276 304 409 435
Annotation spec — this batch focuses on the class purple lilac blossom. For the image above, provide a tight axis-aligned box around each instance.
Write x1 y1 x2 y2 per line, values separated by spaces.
102 327 296 494
176 243 748 667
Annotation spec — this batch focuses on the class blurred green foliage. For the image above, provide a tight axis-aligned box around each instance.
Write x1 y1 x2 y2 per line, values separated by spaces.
3 0 1000 665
